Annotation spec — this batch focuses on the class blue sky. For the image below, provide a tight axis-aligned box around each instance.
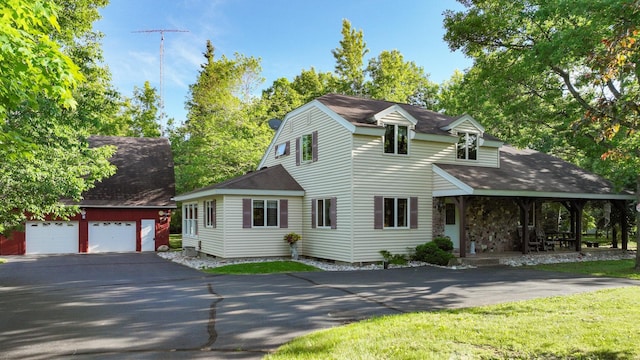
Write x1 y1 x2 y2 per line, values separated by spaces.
95 0 472 125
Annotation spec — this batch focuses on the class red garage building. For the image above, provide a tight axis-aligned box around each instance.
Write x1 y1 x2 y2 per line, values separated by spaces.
0 136 176 255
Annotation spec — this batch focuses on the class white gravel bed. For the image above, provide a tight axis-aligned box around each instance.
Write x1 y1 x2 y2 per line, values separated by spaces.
157 251 430 271
498 250 636 266
158 249 636 271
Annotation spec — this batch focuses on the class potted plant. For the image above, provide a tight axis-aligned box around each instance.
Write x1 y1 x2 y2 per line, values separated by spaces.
283 232 301 260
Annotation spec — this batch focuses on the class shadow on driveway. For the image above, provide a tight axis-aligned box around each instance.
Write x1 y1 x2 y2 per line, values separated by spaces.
0 254 637 359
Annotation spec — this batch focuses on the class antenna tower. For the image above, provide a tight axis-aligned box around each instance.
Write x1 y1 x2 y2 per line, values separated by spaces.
133 29 189 121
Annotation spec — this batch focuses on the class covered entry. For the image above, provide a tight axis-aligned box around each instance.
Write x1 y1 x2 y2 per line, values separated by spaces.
433 146 635 257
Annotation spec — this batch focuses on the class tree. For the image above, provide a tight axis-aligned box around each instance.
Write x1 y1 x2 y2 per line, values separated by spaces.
443 0 639 187
0 0 115 232
121 81 162 137
171 41 272 194
366 49 437 107
332 19 369 96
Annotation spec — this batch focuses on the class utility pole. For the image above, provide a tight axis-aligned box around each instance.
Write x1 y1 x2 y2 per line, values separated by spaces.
133 29 189 121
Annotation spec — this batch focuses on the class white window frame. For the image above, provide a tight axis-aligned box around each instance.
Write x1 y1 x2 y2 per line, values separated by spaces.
301 133 313 162
383 197 409 229
205 200 215 228
252 199 279 227
275 142 288 158
456 132 478 161
316 198 332 228
383 123 409 155
182 202 198 237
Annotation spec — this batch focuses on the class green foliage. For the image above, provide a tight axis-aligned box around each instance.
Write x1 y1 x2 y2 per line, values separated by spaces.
432 236 454 252
284 232 301 244
267 287 640 359
170 41 272 193
0 0 115 232
0 0 82 118
119 81 161 137
413 242 454 266
379 250 408 265
532 259 640 280
442 0 640 189
331 19 368 96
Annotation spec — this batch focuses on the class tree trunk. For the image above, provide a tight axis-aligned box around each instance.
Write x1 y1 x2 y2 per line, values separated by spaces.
636 175 640 270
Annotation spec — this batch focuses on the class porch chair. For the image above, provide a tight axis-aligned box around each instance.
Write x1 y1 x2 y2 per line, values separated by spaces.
527 228 542 252
541 229 555 251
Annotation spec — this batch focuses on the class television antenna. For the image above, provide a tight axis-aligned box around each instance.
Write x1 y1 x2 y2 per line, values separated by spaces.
133 29 189 121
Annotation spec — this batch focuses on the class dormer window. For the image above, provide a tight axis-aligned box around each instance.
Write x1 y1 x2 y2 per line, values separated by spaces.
457 132 478 160
384 124 408 155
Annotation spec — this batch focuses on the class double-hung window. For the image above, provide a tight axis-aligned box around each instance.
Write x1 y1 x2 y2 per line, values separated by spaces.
317 198 332 228
301 134 313 162
457 132 478 160
205 200 216 228
384 124 408 155
253 199 279 227
384 197 408 228
183 203 198 237
374 196 418 230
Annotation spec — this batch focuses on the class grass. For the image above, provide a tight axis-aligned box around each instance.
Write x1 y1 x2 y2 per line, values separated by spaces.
531 259 640 280
203 261 320 274
0 258 5 264
168 234 182 250
266 287 640 359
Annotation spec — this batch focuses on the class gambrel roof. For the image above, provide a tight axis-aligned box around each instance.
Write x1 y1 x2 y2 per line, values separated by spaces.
78 136 176 208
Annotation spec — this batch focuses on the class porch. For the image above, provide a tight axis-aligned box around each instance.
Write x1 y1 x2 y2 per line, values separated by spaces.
455 247 636 267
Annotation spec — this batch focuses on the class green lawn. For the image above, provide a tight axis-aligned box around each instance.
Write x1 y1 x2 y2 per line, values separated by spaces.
203 261 320 274
0 258 5 264
168 234 182 250
266 287 640 359
532 259 640 280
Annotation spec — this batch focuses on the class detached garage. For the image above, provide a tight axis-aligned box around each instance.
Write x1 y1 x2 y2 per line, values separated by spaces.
1 136 176 255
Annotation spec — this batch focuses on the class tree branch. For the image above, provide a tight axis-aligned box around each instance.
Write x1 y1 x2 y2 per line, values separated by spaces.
606 80 622 99
551 66 599 114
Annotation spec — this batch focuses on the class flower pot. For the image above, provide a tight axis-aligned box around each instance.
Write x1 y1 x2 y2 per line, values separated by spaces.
290 243 298 260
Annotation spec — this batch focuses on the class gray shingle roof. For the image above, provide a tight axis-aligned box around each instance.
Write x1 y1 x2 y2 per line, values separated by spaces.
316 93 500 141
436 145 631 198
79 136 176 207
176 164 304 199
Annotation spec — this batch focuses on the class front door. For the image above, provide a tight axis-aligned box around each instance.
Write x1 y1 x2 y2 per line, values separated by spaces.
141 219 156 251
443 203 460 249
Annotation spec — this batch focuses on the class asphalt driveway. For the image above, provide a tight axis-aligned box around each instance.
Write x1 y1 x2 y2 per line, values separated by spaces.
0 253 637 359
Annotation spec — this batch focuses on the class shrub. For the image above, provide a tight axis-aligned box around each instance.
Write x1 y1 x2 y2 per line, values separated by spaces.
413 242 454 266
379 250 408 265
433 236 454 252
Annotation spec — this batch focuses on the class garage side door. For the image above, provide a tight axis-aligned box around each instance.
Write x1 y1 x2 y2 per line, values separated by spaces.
26 221 79 254
88 222 136 253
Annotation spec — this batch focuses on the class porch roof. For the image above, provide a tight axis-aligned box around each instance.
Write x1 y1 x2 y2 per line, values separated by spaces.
433 145 634 200
175 164 305 201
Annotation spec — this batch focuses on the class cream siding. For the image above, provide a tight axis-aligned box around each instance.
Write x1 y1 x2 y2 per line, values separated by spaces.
197 196 224 257
262 107 354 262
351 134 434 262
452 120 481 134
433 172 461 192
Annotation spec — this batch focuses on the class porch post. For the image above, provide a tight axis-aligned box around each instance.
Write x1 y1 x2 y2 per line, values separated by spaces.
453 196 467 258
571 200 586 251
615 200 630 250
516 198 532 254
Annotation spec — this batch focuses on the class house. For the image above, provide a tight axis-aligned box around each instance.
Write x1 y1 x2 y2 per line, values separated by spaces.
0 136 176 255
174 94 634 263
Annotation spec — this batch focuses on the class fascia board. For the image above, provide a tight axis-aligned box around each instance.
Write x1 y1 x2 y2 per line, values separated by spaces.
373 105 418 125
175 189 304 201
442 114 485 133
432 165 474 195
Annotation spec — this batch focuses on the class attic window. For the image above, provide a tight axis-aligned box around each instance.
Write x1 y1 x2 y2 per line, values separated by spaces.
457 132 478 160
275 141 290 158
384 124 408 155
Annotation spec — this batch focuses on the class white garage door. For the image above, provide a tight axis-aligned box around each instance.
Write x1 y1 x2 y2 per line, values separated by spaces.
26 221 79 254
88 221 136 253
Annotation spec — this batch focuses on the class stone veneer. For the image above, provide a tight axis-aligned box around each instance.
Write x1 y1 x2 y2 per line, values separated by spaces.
433 197 534 254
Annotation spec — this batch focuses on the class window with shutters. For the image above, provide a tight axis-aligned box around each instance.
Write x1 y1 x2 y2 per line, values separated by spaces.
301 134 313 162
252 199 279 227
275 141 290 159
374 196 418 230
182 203 198 237
317 198 332 228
